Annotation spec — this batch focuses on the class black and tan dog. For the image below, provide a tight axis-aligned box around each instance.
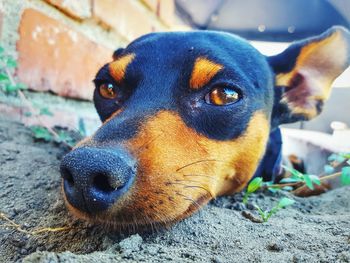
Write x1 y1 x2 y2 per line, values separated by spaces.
60 26 350 227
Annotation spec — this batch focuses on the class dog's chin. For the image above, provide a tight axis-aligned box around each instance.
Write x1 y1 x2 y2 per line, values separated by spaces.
63 193 211 231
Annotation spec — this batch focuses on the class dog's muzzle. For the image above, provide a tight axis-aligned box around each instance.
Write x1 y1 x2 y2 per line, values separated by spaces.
60 147 136 214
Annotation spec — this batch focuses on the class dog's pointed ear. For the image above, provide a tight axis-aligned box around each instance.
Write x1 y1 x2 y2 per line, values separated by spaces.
268 26 350 126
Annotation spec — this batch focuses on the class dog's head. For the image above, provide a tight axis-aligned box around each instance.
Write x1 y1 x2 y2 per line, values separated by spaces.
60 27 350 227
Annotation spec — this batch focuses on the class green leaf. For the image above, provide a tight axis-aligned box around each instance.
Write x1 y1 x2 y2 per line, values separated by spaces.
267 187 279 194
243 177 262 204
55 130 75 147
0 46 4 54
328 153 338 162
0 73 9 81
266 206 279 221
303 174 314 190
282 165 304 179
328 153 346 163
30 126 52 142
279 177 302 184
16 82 27 90
247 177 263 194
281 186 294 191
341 167 350 186
6 58 17 68
324 164 335 174
340 153 350 159
254 205 268 222
328 153 348 163
24 111 32 117
39 107 53 116
310 175 321 186
278 197 295 208
4 84 19 93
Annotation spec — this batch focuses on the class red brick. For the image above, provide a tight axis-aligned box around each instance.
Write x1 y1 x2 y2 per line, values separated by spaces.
141 0 175 26
17 9 113 100
158 0 175 26
93 0 162 41
45 0 92 20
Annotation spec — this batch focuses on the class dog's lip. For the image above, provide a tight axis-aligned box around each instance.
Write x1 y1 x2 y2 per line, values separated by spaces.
86 193 211 228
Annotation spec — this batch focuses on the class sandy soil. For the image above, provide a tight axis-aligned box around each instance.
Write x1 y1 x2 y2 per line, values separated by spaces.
0 116 349 263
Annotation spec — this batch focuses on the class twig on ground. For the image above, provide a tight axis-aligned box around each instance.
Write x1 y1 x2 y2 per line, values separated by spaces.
0 212 75 235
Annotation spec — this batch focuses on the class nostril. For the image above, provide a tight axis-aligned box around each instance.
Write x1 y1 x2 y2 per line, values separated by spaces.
93 174 117 193
61 168 74 186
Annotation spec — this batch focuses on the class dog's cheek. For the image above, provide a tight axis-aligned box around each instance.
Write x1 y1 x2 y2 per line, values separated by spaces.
105 110 270 224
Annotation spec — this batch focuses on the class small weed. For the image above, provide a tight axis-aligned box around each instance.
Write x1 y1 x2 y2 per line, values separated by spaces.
281 165 321 190
243 177 295 222
243 177 263 204
0 46 27 93
31 125 82 148
243 152 350 222
254 197 295 222
31 126 53 142
0 44 83 148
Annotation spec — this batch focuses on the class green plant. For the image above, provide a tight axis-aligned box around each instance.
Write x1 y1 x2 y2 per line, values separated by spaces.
0 46 27 93
255 197 295 222
243 177 263 204
281 165 321 190
262 152 350 194
325 153 350 186
243 177 295 222
242 152 350 222
30 125 82 148
0 44 83 148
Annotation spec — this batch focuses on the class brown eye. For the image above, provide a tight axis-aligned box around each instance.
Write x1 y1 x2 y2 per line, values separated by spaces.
205 87 240 105
99 83 117 99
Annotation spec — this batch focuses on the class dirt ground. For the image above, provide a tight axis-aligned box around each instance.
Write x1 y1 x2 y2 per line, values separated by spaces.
0 116 350 263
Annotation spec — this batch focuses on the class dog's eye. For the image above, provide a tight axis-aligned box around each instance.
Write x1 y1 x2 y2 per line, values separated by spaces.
205 87 240 105
99 83 117 99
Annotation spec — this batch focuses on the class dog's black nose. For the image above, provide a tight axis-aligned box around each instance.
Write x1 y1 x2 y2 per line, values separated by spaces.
60 147 136 214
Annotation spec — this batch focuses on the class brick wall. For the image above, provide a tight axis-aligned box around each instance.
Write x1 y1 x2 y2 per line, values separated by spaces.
0 0 179 101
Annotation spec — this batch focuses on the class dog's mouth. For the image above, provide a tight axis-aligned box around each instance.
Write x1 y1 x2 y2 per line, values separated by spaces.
62 178 212 229
60 146 219 229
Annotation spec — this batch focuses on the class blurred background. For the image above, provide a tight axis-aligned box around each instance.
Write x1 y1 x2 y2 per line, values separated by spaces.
0 0 349 170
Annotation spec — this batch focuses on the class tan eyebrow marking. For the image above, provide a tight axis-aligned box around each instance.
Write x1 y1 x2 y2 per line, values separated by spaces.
189 57 223 90
109 53 135 83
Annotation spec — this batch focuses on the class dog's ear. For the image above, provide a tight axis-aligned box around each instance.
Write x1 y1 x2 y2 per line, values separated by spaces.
268 26 350 126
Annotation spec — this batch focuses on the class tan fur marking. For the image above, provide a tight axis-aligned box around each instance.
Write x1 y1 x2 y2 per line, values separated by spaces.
109 53 135 83
190 57 223 89
90 110 270 225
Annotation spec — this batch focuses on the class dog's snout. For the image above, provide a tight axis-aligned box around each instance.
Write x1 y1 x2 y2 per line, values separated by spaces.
60 147 136 214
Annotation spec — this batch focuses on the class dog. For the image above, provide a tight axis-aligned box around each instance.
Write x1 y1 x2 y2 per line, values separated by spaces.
60 26 350 227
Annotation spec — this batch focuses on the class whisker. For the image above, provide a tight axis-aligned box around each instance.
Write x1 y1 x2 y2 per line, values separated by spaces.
183 174 215 179
168 181 214 199
175 178 208 185
176 159 225 172
175 192 203 212
184 185 214 199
